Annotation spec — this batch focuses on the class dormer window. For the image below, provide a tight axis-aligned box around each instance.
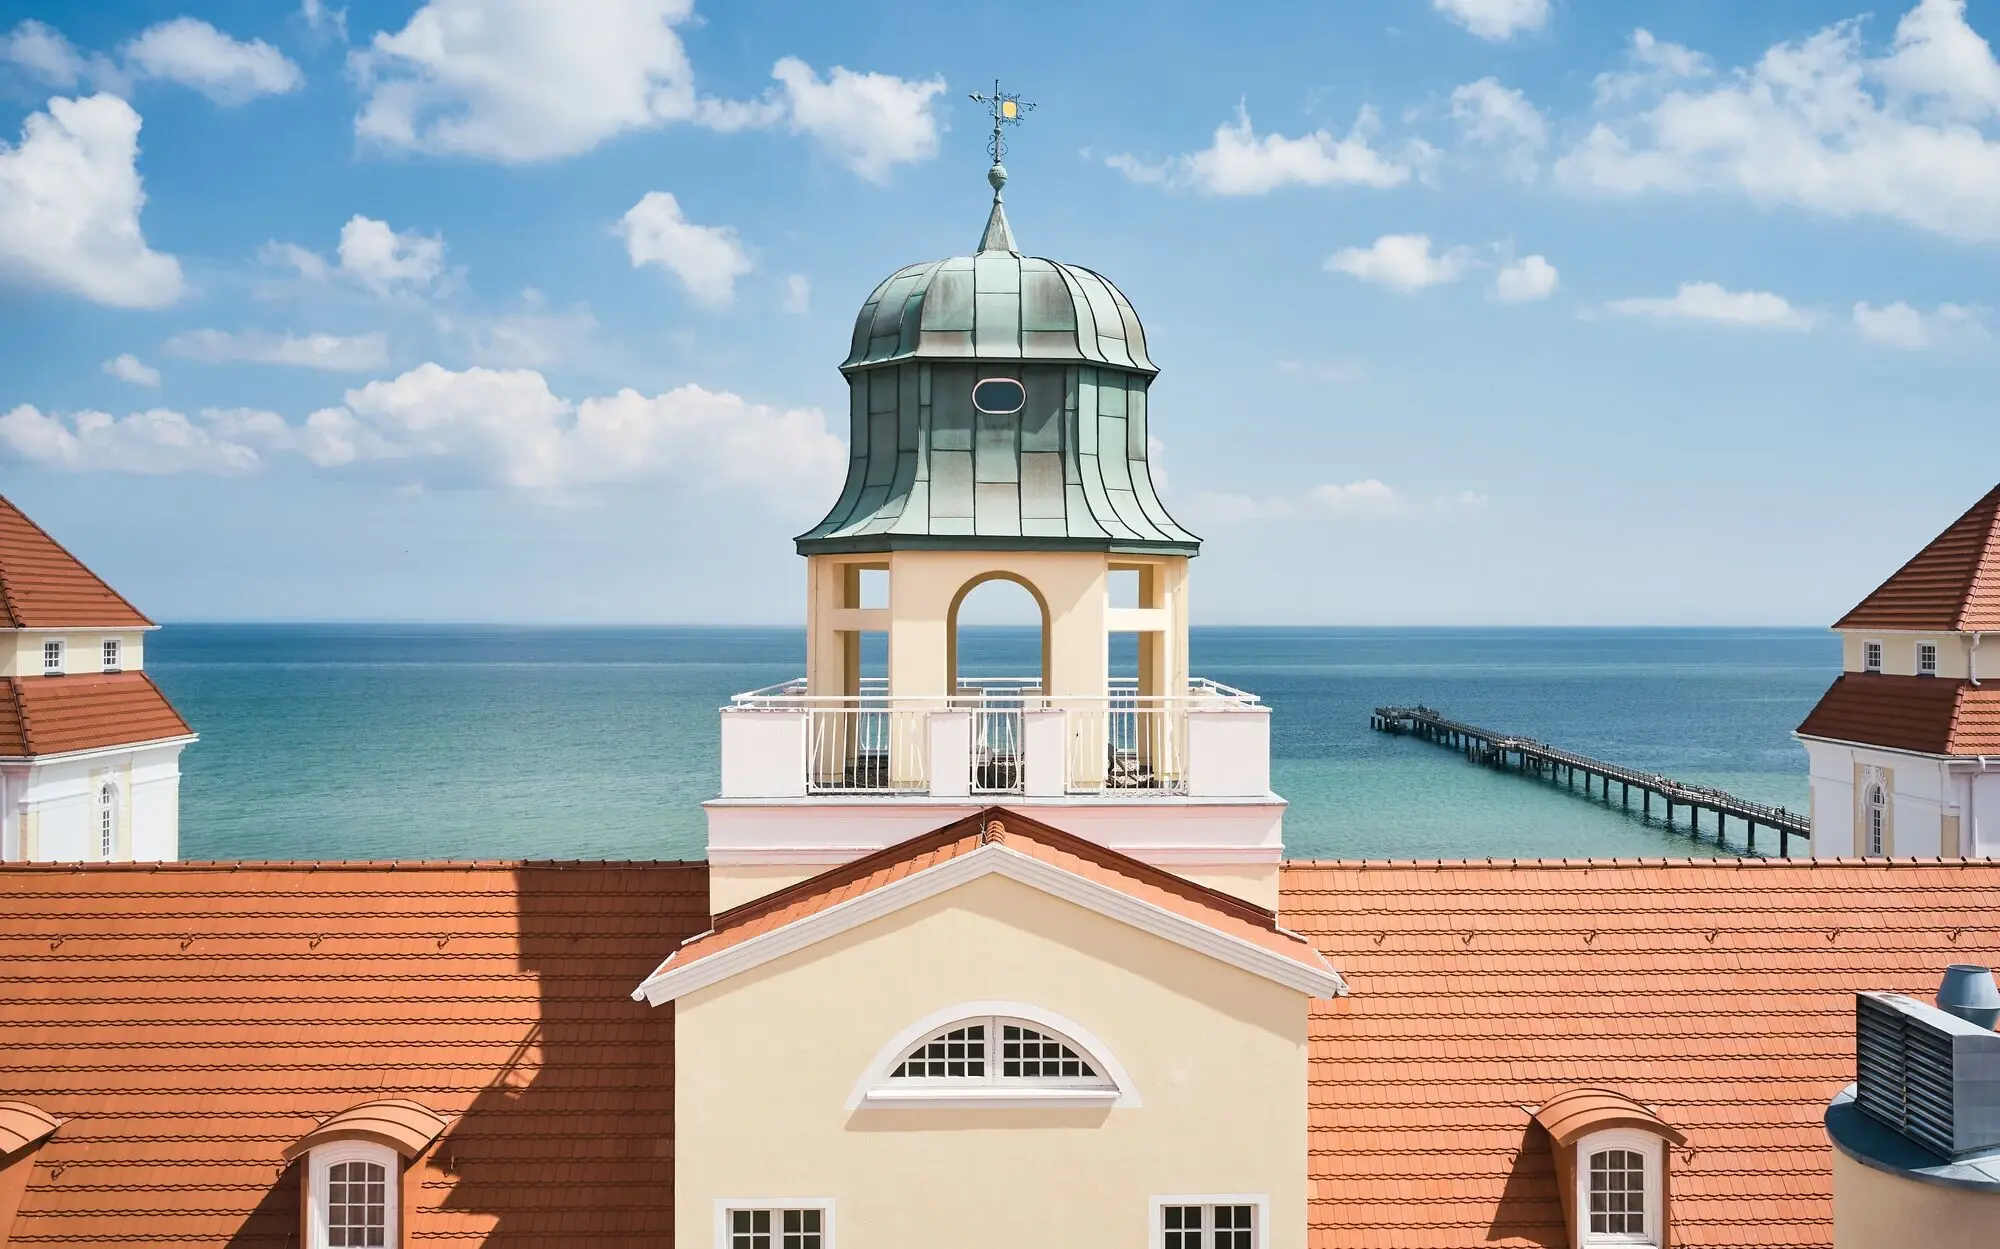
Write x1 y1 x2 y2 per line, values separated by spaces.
282 1099 448 1249
1532 1087 1683 1249
102 638 121 671
1864 640 1883 673
42 640 63 674
1919 642 1938 676
852 1004 1136 1110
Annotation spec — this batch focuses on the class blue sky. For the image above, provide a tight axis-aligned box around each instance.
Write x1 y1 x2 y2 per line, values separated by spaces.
3 0 1999 625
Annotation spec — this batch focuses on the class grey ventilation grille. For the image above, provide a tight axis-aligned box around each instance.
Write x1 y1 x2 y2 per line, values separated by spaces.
1855 991 2000 1160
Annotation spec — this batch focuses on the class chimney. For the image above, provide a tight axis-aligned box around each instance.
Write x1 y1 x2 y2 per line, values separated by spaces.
1854 988 2000 1159
1936 964 2000 1031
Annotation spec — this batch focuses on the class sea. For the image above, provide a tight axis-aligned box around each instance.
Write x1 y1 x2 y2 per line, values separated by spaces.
150 625 1834 863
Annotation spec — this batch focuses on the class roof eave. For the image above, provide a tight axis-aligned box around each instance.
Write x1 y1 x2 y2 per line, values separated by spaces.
795 534 1200 558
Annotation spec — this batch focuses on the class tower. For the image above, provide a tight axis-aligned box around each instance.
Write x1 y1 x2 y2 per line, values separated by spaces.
708 114 1282 912
1796 483 2000 858
0 496 195 861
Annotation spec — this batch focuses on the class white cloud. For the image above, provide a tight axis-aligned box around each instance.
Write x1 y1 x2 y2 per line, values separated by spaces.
1433 0 1550 41
102 354 160 386
783 273 811 315
448 289 599 367
766 58 945 182
1852 300 1986 347
0 20 114 88
1108 105 1413 195
0 94 183 309
122 18 302 105
1451 78 1547 177
1327 234 1470 291
1190 480 1487 523
165 329 392 371
337 215 445 294
351 0 702 162
301 1 348 40
1558 2 2000 242
308 364 847 496
258 239 331 280
1494 254 1559 302
618 191 752 306
1605 281 1815 329
0 404 261 475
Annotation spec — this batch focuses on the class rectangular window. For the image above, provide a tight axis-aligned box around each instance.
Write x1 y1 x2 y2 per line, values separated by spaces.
1156 1199 1264 1249
1864 640 1883 673
42 640 63 674
723 1206 829 1249
1919 642 1938 676
102 638 121 671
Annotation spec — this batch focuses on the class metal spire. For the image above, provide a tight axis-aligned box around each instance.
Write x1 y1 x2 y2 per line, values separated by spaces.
968 80 1034 254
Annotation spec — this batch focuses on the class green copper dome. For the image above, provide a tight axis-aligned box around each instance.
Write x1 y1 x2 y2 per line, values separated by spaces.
799 171 1196 557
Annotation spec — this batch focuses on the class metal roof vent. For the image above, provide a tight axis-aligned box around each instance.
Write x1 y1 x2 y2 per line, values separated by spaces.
1855 991 2000 1160
1937 964 2000 1030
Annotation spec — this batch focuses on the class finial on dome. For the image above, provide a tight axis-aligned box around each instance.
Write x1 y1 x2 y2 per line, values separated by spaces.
969 79 1032 255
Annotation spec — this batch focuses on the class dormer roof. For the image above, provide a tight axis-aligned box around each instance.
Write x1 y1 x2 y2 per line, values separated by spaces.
0 496 151 629
1835 484 2000 632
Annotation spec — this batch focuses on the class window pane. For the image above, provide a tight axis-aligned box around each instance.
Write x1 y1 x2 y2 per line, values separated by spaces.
325 1159 388 1249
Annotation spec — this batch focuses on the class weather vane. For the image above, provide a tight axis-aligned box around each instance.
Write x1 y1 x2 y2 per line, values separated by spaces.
968 79 1035 165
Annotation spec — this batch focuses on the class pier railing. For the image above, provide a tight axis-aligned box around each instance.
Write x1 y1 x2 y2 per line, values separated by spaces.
719 677 1268 801
1372 704 1810 856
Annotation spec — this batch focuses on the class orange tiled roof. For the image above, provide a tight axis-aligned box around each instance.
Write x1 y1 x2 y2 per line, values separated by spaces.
0 496 151 628
1834 484 2000 631
649 808 1335 988
0 673 193 757
1795 673 2000 755
1282 857 2000 1249
0 860 709 1247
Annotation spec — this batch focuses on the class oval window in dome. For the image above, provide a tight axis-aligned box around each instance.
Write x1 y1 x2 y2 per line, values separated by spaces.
972 378 1026 415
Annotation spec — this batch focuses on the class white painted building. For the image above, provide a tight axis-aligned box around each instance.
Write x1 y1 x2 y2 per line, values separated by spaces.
707 163 1288 912
0 496 195 862
1798 484 2000 858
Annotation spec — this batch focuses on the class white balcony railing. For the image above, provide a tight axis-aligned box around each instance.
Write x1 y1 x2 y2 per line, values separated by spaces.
719 677 1269 801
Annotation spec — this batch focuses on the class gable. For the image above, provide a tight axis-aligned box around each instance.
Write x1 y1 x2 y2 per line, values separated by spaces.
634 827 1344 1004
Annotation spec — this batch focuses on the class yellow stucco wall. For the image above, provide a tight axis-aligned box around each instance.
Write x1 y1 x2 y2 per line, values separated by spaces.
0 631 146 677
674 872 1310 1249
1833 1150 2000 1249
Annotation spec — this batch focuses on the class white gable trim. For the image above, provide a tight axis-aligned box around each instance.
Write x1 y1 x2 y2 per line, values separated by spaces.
631 842 1344 1005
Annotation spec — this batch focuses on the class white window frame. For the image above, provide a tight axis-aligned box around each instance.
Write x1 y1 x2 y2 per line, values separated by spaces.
42 639 64 675
1866 784 1888 856
307 1140 398 1249
713 1199 835 1249
1150 1195 1270 1249
101 638 121 671
97 781 118 861
847 1000 1138 1111
1918 641 1938 676
1575 1129 1663 1248
1864 639 1883 673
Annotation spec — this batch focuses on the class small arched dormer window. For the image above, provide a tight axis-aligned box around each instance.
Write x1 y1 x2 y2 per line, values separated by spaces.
1866 785 1888 857
850 1002 1137 1111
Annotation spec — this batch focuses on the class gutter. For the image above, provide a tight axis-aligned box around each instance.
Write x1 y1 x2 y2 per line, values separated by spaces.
1973 632 1983 686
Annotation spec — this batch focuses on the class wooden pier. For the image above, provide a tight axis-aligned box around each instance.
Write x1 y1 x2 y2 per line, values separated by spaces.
1370 705 1810 857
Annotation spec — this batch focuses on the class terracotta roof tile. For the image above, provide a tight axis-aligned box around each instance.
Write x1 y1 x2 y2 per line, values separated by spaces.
0 860 708 1247
651 808 1334 987
1834 484 2000 630
0 496 151 629
0 673 192 757
1282 858 2000 1249
1795 672 2000 754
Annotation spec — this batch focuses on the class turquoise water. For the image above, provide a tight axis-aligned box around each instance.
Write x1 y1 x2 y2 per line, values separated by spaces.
149 626 1834 862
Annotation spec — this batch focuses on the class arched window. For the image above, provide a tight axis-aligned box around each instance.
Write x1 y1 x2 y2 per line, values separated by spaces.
851 1003 1138 1110
97 783 117 860
1573 1129 1663 1247
326 1159 388 1247
1866 785 1887 856
889 1017 1107 1086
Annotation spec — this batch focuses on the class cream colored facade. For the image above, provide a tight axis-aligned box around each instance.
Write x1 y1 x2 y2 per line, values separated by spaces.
674 872 1310 1249
1832 1148 2000 1249
0 630 146 677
